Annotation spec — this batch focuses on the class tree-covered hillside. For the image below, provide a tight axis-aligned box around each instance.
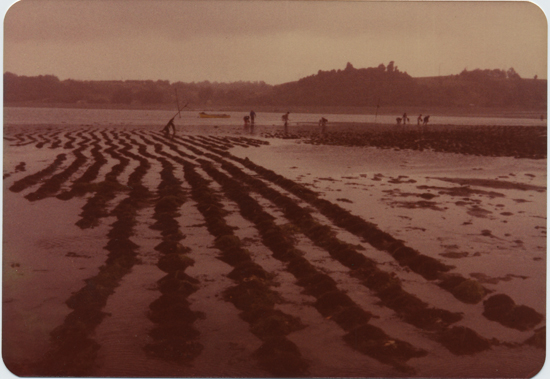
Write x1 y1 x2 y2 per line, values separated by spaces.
4 62 546 109
255 62 546 109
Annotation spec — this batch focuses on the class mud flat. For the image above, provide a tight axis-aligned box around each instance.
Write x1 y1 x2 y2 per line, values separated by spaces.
3 122 546 377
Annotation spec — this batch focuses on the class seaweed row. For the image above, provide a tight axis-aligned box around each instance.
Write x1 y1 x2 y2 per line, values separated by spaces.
153 133 430 371
49 130 64 149
223 149 492 301
286 125 547 159
63 130 77 149
142 134 310 375
25 132 92 201
171 135 543 337
37 134 151 376
175 154 310 377
140 140 203 364
34 133 48 149
205 156 467 329
75 131 131 229
8 153 67 193
14 131 39 147
190 135 232 150
217 155 546 353
198 137 544 331
195 157 429 373
3 161 27 180
57 131 108 200
5 129 66 147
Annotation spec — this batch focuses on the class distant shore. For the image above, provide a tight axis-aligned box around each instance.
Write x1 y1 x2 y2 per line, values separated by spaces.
4 102 546 120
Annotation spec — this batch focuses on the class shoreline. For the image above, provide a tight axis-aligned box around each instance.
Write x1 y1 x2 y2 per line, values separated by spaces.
4 102 546 119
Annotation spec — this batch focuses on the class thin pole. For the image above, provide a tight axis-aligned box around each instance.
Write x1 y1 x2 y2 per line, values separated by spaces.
175 89 182 118
171 102 188 119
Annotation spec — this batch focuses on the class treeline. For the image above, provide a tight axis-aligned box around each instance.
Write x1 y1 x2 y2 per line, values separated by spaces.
256 63 546 109
3 72 271 106
4 63 546 109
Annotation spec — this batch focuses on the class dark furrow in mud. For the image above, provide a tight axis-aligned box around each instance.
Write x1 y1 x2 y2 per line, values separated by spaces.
57 131 107 200
15 132 39 146
220 153 544 330
50 131 63 149
35 134 153 376
140 134 309 376
3 162 27 180
8 153 68 193
122 133 204 365
25 133 92 201
134 135 310 376
150 133 428 373
147 160 203 364
193 135 232 150
173 136 543 335
201 156 466 330
201 135 235 149
35 134 49 149
63 131 77 149
9 132 26 145
195 157 433 373
201 143 488 298
180 159 310 377
75 131 131 229
146 134 197 160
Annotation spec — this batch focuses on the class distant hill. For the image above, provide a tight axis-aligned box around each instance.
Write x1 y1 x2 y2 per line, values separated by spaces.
254 62 546 109
4 63 546 110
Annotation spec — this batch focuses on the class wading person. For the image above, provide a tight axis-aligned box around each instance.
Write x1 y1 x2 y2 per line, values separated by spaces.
319 117 328 134
417 114 423 126
243 115 250 132
282 111 290 134
249 110 256 133
250 110 256 126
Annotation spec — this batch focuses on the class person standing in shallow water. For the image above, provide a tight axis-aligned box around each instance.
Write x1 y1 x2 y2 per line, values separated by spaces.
282 111 290 134
249 110 256 133
250 110 256 125
243 115 250 132
319 117 328 134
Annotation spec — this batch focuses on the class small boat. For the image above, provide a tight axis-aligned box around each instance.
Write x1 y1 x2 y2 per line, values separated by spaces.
199 112 230 119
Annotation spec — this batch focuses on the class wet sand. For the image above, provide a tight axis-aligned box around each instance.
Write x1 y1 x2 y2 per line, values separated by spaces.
3 122 546 377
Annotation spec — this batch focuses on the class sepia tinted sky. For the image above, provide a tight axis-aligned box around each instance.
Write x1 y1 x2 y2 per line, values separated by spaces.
3 0 548 84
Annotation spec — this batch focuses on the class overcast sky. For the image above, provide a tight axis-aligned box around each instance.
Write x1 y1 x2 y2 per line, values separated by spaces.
3 0 548 84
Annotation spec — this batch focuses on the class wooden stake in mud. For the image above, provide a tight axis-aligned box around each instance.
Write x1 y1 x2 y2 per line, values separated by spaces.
374 98 380 124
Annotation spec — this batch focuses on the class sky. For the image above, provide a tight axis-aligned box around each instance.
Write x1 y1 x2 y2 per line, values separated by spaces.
2 0 548 84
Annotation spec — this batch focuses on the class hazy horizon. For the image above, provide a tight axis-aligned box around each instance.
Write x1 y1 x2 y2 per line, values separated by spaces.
6 62 546 86
3 1 548 85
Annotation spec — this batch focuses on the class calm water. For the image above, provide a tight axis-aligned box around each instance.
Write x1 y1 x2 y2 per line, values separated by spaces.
3 107 546 127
